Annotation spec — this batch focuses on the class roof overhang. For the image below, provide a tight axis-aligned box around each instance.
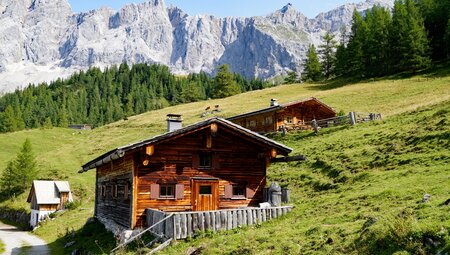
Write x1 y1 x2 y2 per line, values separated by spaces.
80 118 293 173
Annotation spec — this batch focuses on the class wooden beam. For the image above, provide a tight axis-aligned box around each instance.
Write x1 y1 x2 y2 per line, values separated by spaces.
271 155 307 163
146 145 154 156
210 123 218 137
206 135 212 148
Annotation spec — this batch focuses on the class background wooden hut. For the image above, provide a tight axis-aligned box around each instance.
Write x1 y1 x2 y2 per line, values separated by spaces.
27 180 73 228
80 117 292 229
227 97 336 133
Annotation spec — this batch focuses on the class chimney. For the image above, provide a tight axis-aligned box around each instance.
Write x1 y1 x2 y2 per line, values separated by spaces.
167 114 182 132
270 99 279 107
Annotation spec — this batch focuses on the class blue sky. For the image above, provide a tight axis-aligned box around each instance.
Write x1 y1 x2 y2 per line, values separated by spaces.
67 0 356 18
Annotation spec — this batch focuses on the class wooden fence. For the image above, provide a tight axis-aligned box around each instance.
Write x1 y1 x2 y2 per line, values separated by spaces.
146 206 294 240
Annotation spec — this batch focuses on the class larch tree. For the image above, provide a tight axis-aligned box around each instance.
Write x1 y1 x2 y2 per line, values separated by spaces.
0 138 38 196
319 32 337 79
212 64 241 98
303 44 322 82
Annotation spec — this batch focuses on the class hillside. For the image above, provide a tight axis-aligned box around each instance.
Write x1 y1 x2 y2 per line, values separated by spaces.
0 68 449 253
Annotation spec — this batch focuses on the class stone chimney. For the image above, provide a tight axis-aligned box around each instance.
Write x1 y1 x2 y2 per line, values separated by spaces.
270 99 279 107
167 114 182 132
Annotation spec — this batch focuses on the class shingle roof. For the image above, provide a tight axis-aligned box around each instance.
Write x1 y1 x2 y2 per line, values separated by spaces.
227 97 336 120
80 117 293 172
27 180 72 205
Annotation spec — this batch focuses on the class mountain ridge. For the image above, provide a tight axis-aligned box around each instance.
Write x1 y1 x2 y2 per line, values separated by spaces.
0 0 393 93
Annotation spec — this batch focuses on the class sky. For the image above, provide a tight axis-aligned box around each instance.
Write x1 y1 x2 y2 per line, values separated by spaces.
67 0 357 18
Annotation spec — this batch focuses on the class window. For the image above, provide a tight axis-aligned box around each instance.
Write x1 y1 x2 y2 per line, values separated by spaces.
100 185 106 198
124 184 129 199
232 185 246 198
264 116 273 125
286 116 293 124
249 120 256 127
199 185 212 195
160 185 175 198
199 152 212 168
112 185 118 198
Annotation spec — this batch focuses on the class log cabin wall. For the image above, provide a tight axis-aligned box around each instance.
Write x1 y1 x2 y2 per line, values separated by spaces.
133 126 269 227
233 112 278 133
96 153 134 228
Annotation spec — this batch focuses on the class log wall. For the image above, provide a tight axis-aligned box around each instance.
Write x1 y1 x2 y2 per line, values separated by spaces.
146 206 293 240
96 153 134 228
134 127 268 227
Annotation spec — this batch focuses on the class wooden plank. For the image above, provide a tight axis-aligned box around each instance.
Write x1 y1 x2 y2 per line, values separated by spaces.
214 211 220 231
192 213 198 232
241 210 246 226
199 213 205 231
211 212 216 231
148 238 172 254
175 214 181 239
205 212 211 230
227 211 232 230
187 213 192 237
180 214 187 239
262 208 266 222
232 211 237 228
257 209 262 224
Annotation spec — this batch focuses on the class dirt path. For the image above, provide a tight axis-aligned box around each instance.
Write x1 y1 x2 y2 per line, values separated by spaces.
0 221 49 255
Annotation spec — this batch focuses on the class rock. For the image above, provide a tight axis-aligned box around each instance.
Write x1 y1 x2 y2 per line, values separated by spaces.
186 245 204 255
0 0 394 92
71 249 79 255
64 241 75 248
422 194 431 203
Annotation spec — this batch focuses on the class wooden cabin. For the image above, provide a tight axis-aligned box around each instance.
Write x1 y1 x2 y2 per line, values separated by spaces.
27 180 73 228
227 97 336 133
80 117 292 229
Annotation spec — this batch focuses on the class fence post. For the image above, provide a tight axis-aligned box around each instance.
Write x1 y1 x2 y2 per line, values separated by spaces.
311 119 318 134
349 112 356 125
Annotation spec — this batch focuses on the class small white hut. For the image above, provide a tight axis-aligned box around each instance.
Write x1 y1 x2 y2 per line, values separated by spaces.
27 180 73 228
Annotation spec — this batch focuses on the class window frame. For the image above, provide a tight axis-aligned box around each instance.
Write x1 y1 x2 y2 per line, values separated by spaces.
159 184 175 199
286 116 293 124
232 185 246 199
199 152 212 169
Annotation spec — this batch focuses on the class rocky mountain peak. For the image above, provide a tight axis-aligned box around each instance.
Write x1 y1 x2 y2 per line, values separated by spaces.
0 0 393 93
280 3 294 14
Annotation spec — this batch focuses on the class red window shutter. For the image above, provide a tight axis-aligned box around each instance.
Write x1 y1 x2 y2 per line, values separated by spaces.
246 186 255 198
224 184 233 199
175 184 184 200
150 184 160 199
192 154 200 168
212 154 220 169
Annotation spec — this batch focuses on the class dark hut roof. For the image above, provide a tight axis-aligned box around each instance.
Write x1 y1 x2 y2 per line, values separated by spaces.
227 97 336 120
80 117 293 172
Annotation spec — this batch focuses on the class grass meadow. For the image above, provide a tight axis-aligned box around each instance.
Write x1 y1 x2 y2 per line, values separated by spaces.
0 66 449 253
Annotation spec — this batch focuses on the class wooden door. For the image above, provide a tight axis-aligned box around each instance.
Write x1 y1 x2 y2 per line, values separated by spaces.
192 179 219 211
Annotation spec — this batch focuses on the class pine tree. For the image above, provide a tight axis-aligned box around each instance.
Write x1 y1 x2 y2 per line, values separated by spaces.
58 106 69 127
391 0 430 72
212 64 240 98
2 105 17 132
284 71 299 84
346 10 368 76
303 44 322 82
365 6 392 76
0 138 37 196
319 32 337 79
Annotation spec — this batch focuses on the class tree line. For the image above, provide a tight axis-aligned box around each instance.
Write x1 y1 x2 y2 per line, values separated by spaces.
0 63 270 133
298 0 450 82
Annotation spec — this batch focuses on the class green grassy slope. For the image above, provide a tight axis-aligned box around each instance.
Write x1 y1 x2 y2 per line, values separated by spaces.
0 68 449 253
161 99 450 255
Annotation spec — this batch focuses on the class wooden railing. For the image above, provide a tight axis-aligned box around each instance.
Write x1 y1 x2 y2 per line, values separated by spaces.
146 206 294 240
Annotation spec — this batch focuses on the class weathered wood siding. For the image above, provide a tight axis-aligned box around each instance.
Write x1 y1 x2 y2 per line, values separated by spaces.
96 153 134 228
146 206 293 239
39 204 58 211
230 100 336 133
134 126 268 227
